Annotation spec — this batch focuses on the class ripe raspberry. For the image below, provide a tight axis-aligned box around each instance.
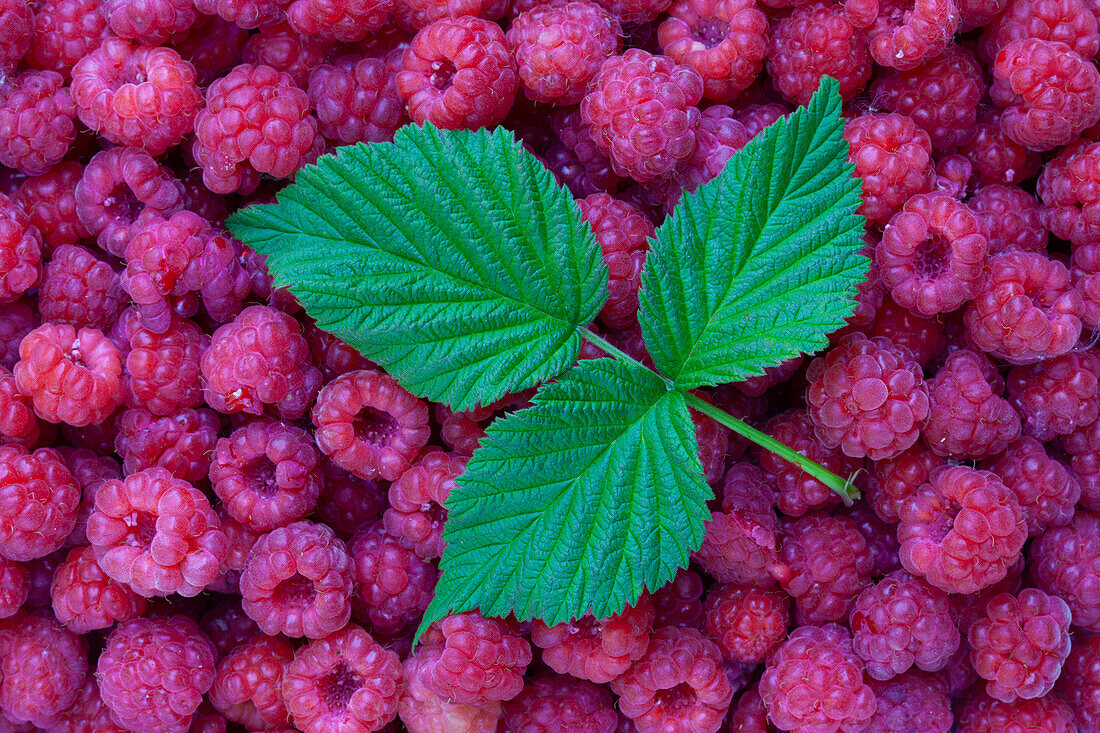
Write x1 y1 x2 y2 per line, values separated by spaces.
530 595 655 684
846 498 903 577
27 0 108 77
240 21 330 89
14 162 88 251
0 194 40 307
434 390 532 456
396 16 518 130
958 0 1007 27
114 407 220 482
304 323 375 382
209 633 293 730
308 51 407 146
1028 511 1100 632
694 463 784 586
844 113 934 227
759 624 876 733
124 315 208 415
703 584 789 663
38 245 124 330
922 349 1021 459
968 184 1047 255
779 513 874 624
757 409 861 516
1056 635 1100 732
0 70 76 177
101 0 196 43
282 625 402 733
239 520 353 638
767 2 871 105
0 611 86 726
419 611 532 705
988 437 1081 536
172 13 247 85
1073 243 1100 329
0 445 78 561
399 654 501 732
576 193 652 329
960 106 1042 186
193 64 323 195
726 686 771 733
871 445 945 523
502 673 617 733
980 0 1099 61
957 692 1076 733
898 465 1027 594
50 544 146 633
396 0 507 28
1038 139 1100 249
652 568 705 628
0 556 26 618
202 305 322 421
866 0 959 70
865 671 954 733
205 509 262 593
97 615 215 733
313 369 430 483
287 0 392 41
0 368 38 445
314 458 388 538
0 0 31 66
349 520 435 635
543 107 621 198
200 596 261 658
870 296 947 366
192 0 288 27
46 677 126 733
729 355 802 398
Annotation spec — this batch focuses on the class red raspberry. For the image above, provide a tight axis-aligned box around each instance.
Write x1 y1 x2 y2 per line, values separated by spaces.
282 625 402 733
969 588 1072 701
727 686 771 733
610 626 732 733
418 611 532 705
0 0 31 66
0 368 38 445
779 513 874 624
767 2 871 105
581 49 703 182
968 183 1047 255
502 673 617 733
314 458 387 538
124 314 208 415
114 407 220 482
922 349 1021 459
844 113 934 227
313 369 430 484
193 64 323 195
694 463 784 586
1057 635 1100 732
171 13 247 86
0 445 78 561
865 671 954 733
0 194 40 307
239 520 353 638
349 520 435 634
45 677 126 733
676 105 751 198
871 296 947 366
980 0 1099 60
703 583 789 663
729 355 801 398
209 633 293 730
240 22 331 88
865 0 959 70
1028 511 1100 632
593 0 673 21
958 0 1006 27
846 499 903 577
989 438 1081 536
849 569 960 679
200 596 261 658
871 445 945 523
49 544 146 633
96 615 215 733
101 0 196 43
960 106 1043 186
27 0 108 78
508 0 621 105
396 16 518 130
206 509 262 593
530 595 655 684
38 245 123 330
307 51 408 146
898 465 1027 594
757 409 861 516
577 193 651 330
398 650 501 731
192 0 289 28
14 162 88 251
652 568 705 628
396 0 508 28
202 305 322 421
433 390 532 455
287 0 392 41
759 624 876 733
58 447 121 547
958 692 1076 733
304 323 375 381
1073 243 1100 328
0 611 86 726
0 556 26 618
544 107 620 198
0 70 76 177
1064 419 1100 510
931 153 977 200
1038 139 1100 248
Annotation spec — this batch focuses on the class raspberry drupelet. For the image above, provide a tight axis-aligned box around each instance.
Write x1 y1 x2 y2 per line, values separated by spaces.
979 0 1099 61
767 1 871 105
114 407 220 482
27 0 108 78
844 112 934 227
1028 511 1100 632
239 520 354 638
503 674 618 733
578 193 652 330
865 671 954 733
987 437 1081 535
610 626 733 733
865 0 959 70
898 465 1027 594
703 583 790 663
419 611 532 705
124 314 208 415
0 193 41 306
0 70 77 177
779 513 875 624
14 162 88 251
0 611 87 726
209 633 294 730
961 106 1043 186
349 520 435 635
757 409 861 516
96 615 216 733
957 692 1077 733
922 349 1021 460
307 51 408 147
1057 635 1100 731
968 183 1047 255
50 544 147 633
653 568 706 628
100 0 197 43
38 245 124 330
1038 139 1100 248
286 0 392 41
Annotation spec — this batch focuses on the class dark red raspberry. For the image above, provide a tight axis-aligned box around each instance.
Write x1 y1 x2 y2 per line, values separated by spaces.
45 677 126 733
543 107 621 198
313 369 430 484
871 445 945 523
898 465 1027 594
844 112 934 227
170 13 247 86
675 106 751 199
434 390 533 456
209 633 293 730
757 409 861 516
958 0 1007 27
871 296 947 366
0 193 40 307
97 615 215 733
206 509 262 593
923 349 1021 459
730 355 802 398
418 611 532 706
0 445 78 561
396 0 507 28
957 692 1076 733
58 447 121 547
239 520 353 638
610 626 732 733
240 21 331 89
124 314 208 415
779 513 874 624
0 556 26 618
577 193 652 330
101 0 196 43
703 583 789 663
1038 139 1100 248
652 568 705 628
396 16 518 130
193 64 323 195
13 162 88 251
988 437 1081 536
200 596 261 658
960 106 1043 186
759 624 876 733
304 323 375 382
767 2 871 104
282 625 402 733
1064 419 1100 510
727 686 772 733
307 51 407 146
968 183 1047 255
502 673 617 733
0 611 86 726
865 0 959 70
865 671 954 733
50 544 147 633
398 649 503 732
1028 511 1100 632
530 595 655 684
1057 635 1100 732
21 549 63 610
349 520 435 634
0 0 31 66
314 458 387 538
1073 243 1100 328
38 245 124 330
980 0 1099 61
114 407 220 482
0 368 38 445
0 70 76 177
694 463 784 586
846 499 903 576
27 0 108 78
287 0 392 41
931 153 976 200
192 0 289 28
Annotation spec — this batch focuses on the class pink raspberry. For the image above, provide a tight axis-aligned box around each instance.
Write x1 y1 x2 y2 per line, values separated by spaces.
27 0 108 78
14 162 88 251
38 244 123 330
1038 139 1100 248
209 634 293 730
307 51 407 147
0 611 86 726
610 626 732 733
865 0 959 70
653 568 706 628
980 0 1099 60
757 409 861 516
0 0 31 67
957 692 1076 733
767 1 871 104
349 520 436 634
101 0 196 43
987 437 1081 535
396 0 508 28
779 513 875 624
759 624 876 733
871 296 947 366
239 520 353 638
287 0 392 41
315 459 387 538
1028 511 1100 632
398 649 503 733
844 112 934 227
581 49 704 182
968 183 1047 255
240 21 331 88
871 445 946 523
898 465 1027 594
50 544 147 634
312 369 430 483
502 673 617 733
703 583 790 663
0 445 78 561
114 407 220 482
0 368 38 445
1056 635 1100 732
96 615 215 733
45 677 126 733
922 349 1021 459
964 251 1084 365
0 193 41 307
529 595 655 684
0 556 26 618
418 611 532 705
123 314 208 415
865 671 954 733
0 70 76 177
578 193 651 330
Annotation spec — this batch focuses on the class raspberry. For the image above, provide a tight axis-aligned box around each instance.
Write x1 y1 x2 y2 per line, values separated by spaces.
101 0 196 43
0 368 38 445
200 596 261 658
313 369 430 484
960 107 1043 186
192 0 289 28
286 0 392 41
193 64 323 195
304 323 375 381
779 513 874 625
38 245 124 331
0 445 78 561
0 556 25 618
1073 243 1100 328
865 671 954 733
206 509 262 593
757 409 861 516
957 692 1076 733
502 673 617 733
849 569 959 679
844 113 934 227
58 447 121 545
759 624 876 733
28 0 108 77
609 626 732 733
239 520 353 638
980 0 1099 61
0 611 86 726
434 391 533 456
653 568 706 628
865 0 959 70
576 193 652 330
987 437 1081 536
958 0 1006 27
396 0 508 28
871 445 945 523
767 2 871 105
202 305 322 421
0 0 31 66
114 407 220 482
898 465 1027 594
171 13 247 86
0 194 40 307
1064 418 1100 510
50 544 146 634
398 649 502 733
922 349 1021 459
543 107 621 198
307 51 407 146
240 22 330 89
209 633 293 729
45 677 126 733
530 595 654 684
966 251 1084 365
419 611 532 705
1029 511 1100 632
96 615 215 733
508 0 621 105
968 184 1047 255
1038 139 1100 248
349 520 435 634
396 16 518 130
0 71 76 178
124 315 208 415
870 296 947 366
730 355 802 398
314 458 387 538
703 584 789 663
1057 635 1100 732
846 499 903 577
13 162 88 251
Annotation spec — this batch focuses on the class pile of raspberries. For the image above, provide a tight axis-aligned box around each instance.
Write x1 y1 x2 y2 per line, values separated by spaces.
0 0 1100 729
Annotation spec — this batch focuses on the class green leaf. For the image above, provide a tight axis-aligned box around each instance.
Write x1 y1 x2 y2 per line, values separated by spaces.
418 357 711 636
226 124 608 412
638 77 868 390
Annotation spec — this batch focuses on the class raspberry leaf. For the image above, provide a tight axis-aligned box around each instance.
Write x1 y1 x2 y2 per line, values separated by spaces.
638 77 868 390
226 123 608 412
417 357 711 637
